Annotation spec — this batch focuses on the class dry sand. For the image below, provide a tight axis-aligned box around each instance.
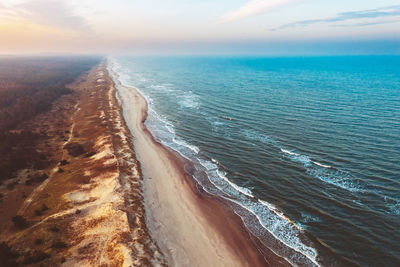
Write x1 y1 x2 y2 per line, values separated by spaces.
112 71 269 267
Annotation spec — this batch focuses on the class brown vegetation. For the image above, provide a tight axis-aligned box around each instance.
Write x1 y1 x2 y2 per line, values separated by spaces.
0 57 100 184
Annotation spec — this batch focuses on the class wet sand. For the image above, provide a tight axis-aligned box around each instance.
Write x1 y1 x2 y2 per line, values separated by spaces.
111 69 271 266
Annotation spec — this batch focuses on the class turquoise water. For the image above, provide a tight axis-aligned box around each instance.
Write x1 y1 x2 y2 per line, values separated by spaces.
111 56 400 266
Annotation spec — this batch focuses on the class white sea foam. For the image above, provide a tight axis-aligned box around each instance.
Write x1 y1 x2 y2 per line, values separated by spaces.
211 158 219 164
258 199 300 227
245 202 320 266
281 149 312 166
312 161 332 168
196 156 320 265
242 130 348 193
172 137 200 154
300 213 322 224
280 148 298 156
198 158 218 171
178 94 199 109
241 129 346 193
166 124 175 134
216 169 254 198
387 201 400 215
241 129 276 145
196 160 320 266
149 109 174 132
203 114 229 136
212 121 224 126
150 84 166 89
150 84 175 94
280 147 363 192
221 195 320 266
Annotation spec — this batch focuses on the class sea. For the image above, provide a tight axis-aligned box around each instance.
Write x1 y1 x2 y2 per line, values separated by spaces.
109 56 400 266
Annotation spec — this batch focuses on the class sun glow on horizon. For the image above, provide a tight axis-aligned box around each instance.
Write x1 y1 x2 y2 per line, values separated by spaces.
0 0 399 55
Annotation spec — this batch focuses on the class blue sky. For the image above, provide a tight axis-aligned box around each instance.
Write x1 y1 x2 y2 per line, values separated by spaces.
0 0 399 54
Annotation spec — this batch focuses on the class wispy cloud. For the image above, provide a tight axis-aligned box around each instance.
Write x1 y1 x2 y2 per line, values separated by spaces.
271 5 400 30
0 0 89 32
217 0 299 24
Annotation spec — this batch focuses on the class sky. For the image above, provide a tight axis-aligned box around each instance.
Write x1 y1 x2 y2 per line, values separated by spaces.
0 0 399 55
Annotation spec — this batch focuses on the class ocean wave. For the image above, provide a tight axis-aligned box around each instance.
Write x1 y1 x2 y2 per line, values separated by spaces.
280 148 363 192
241 129 276 145
226 196 320 266
309 168 363 193
383 195 400 215
202 113 229 136
216 169 255 198
200 157 322 266
258 199 301 228
281 148 312 167
280 148 298 156
198 157 254 198
178 94 199 109
299 212 322 225
165 124 175 134
172 137 200 154
198 158 218 171
312 161 332 168
240 129 358 194
281 149 332 169
197 157 320 266
148 109 175 133
248 202 320 266
388 202 400 215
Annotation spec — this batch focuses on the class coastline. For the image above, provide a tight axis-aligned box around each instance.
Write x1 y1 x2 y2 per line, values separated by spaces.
108 65 287 266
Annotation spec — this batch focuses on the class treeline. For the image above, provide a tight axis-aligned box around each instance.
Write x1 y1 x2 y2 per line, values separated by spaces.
0 56 101 182
0 86 72 131
0 56 101 131
0 131 46 181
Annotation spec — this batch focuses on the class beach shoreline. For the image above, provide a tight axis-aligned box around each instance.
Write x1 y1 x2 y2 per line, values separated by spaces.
108 64 288 266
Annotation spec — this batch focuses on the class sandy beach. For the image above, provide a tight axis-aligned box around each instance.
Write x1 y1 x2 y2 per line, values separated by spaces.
111 68 274 267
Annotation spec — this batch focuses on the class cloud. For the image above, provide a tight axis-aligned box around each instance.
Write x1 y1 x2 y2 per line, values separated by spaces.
217 0 299 24
0 0 89 32
271 5 400 30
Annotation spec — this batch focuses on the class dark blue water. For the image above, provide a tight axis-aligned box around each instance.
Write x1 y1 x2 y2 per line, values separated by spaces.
111 56 400 266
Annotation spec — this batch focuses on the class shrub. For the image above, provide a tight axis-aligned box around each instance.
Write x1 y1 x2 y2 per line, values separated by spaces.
65 143 85 157
0 242 19 266
41 204 49 211
49 226 60 232
85 151 96 158
60 160 69 166
6 181 18 190
12 215 28 229
52 241 68 249
34 209 43 216
23 250 49 264
25 173 48 185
